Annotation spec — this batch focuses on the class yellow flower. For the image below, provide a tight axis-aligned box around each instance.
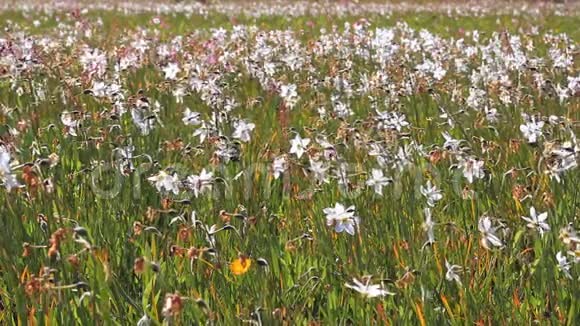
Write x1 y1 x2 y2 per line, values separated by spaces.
230 255 252 275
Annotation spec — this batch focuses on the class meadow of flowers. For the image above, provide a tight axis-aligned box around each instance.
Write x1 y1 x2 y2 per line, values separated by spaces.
0 1 578 324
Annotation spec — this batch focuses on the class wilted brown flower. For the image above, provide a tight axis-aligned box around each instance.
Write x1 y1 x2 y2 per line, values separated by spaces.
512 184 529 202
164 138 184 151
395 269 416 289
542 192 555 208
134 257 146 274
161 198 173 210
429 149 443 164
219 210 231 223
133 221 143 236
48 228 68 259
146 207 158 222
187 246 213 261
178 226 192 242
170 245 186 257
17 119 29 132
162 293 184 318
25 275 42 297
67 254 80 268
509 139 521 153
462 186 474 200
22 165 40 191
22 242 31 257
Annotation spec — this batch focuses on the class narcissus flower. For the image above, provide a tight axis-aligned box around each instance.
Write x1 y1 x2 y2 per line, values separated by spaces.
0 146 20 191
420 180 443 207
521 206 550 237
445 260 463 286
422 208 435 248
520 118 544 144
272 155 287 179
324 203 359 235
460 157 485 184
182 108 202 126
365 168 392 195
344 277 394 298
185 169 213 198
232 119 255 142
162 62 181 80
478 216 504 250
148 170 180 195
60 111 80 137
289 133 310 159
556 252 572 279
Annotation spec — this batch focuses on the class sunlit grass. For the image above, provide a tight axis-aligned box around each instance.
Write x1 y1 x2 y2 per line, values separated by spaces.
0 2 579 325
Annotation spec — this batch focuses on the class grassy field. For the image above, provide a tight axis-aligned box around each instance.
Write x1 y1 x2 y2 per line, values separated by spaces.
0 1 579 325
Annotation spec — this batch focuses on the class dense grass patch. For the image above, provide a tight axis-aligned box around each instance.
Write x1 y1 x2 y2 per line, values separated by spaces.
0 2 579 325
